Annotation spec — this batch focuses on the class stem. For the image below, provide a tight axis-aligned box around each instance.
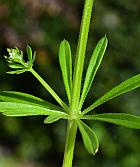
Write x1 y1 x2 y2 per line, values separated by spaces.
30 68 69 113
70 0 94 114
62 0 95 166
62 120 78 167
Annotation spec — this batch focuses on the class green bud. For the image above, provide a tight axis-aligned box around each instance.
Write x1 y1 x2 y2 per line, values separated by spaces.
5 45 36 74
7 48 23 63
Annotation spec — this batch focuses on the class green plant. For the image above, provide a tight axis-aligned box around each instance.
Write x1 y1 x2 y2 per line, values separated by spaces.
1 0 140 166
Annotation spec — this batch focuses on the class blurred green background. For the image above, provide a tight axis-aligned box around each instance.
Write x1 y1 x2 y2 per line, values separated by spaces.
0 0 140 166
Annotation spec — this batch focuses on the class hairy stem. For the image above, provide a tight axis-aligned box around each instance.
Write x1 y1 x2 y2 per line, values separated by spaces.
70 0 94 114
62 120 78 167
30 68 69 112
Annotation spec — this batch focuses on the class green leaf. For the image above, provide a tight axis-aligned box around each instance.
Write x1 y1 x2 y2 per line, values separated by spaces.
7 69 27 74
82 113 140 129
8 63 24 69
59 40 72 103
0 102 67 117
0 91 62 111
77 120 99 155
44 114 66 124
79 36 108 109
26 45 32 62
83 74 140 115
32 51 36 64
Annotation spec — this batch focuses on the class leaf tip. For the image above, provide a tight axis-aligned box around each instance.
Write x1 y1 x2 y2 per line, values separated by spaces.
91 148 99 156
95 148 99 154
104 34 108 40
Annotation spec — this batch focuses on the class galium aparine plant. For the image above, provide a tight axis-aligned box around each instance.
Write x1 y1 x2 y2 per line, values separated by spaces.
1 0 140 166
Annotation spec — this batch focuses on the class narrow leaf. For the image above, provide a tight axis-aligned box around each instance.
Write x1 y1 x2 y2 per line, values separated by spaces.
79 36 108 109
7 69 27 74
59 40 72 103
0 102 67 117
82 113 140 129
44 114 66 124
78 120 99 155
0 91 62 111
32 51 36 63
8 64 24 69
83 74 140 114
26 45 32 62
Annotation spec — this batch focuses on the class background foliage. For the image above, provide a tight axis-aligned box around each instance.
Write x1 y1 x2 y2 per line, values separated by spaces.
0 0 140 166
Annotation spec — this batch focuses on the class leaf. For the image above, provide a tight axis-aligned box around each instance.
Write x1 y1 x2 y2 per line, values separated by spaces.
8 63 24 69
7 69 27 74
0 102 67 117
77 120 99 155
82 113 140 129
0 91 62 111
83 74 140 115
59 40 72 103
26 45 32 62
32 51 36 63
44 114 66 124
79 36 108 109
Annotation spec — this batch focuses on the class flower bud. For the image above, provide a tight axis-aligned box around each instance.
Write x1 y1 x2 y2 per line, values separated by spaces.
7 48 23 63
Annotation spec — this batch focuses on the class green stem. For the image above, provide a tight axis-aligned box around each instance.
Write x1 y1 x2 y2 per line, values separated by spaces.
62 0 95 166
30 68 69 113
62 120 78 167
70 0 94 114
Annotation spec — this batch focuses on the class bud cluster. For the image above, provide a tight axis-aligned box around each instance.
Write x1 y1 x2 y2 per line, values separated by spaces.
5 45 36 74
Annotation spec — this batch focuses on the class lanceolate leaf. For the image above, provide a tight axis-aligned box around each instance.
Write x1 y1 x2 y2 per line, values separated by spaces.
82 74 140 115
77 120 99 155
59 40 72 103
8 64 24 69
79 36 108 109
26 45 32 62
0 91 62 111
0 102 67 117
32 51 36 64
82 113 140 129
44 114 65 124
7 69 27 74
